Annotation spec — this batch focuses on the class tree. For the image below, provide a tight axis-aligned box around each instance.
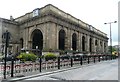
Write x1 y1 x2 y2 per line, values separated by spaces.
108 46 117 53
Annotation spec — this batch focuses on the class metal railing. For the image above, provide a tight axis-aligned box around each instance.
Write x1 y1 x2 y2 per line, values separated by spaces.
0 55 117 79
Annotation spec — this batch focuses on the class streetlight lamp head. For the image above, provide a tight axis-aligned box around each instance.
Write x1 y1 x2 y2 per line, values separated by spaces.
114 21 117 23
104 23 107 24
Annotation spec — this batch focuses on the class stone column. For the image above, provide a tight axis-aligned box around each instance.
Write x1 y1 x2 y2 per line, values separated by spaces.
67 28 71 50
81 33 83 52
92 37 95 53
47 23 57 50
101 40 103 53
98 39 101 54
23 28 27 49
85 34 87 52
102 41 104 53
106 41 108 53
41 23 50 50
55 24 58 50
77 32 81 51
86 35 89 53
65 28 68 50
27 27 31 49
70 29 72 50
76 32 78 51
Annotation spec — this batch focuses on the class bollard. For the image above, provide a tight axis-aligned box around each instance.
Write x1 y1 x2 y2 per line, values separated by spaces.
88 56 89 64
58 57 60 69
71 57 73 67
11 56 14 77
98 55 100 62
94 56 95 63
39 57 41 72
80 57 83 65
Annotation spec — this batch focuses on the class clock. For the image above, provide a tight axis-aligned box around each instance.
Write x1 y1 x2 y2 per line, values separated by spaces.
33 8 39 17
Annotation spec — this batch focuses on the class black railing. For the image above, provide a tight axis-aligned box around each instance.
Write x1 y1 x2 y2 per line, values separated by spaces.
0 54 117 79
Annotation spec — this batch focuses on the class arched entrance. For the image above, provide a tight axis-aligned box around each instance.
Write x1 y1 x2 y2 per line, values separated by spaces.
32 29 43 50
89 38 92 52
72 33 77 51
59 29 65 50
82 36 85 51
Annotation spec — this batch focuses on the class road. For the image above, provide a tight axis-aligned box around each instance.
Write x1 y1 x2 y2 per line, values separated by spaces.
19 59 118 80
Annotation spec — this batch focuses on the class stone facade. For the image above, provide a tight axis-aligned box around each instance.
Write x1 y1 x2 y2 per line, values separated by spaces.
0 4 108 55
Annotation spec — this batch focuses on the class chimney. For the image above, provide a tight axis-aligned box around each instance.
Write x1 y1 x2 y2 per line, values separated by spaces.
10 15 14 21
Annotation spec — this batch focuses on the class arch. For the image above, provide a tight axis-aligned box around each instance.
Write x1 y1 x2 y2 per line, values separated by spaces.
95 40 98 46
59 29 65 50
31 29 43 50
89 38 92 52
20 38 24 48
72 33 77 51
82 36 85 51
29 27 43 42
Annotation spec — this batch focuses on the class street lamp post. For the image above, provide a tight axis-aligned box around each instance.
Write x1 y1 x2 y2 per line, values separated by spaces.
104 21 117 55
2 30 10 79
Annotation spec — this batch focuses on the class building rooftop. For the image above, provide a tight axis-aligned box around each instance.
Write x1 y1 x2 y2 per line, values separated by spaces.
1 4 107 37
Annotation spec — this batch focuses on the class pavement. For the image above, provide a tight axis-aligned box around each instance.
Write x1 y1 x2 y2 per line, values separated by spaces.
1 59 118 81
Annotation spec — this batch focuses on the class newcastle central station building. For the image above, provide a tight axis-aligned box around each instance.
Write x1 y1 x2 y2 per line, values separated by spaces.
0 4 108 55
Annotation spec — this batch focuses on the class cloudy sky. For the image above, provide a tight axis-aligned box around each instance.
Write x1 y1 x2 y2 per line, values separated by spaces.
0 0 118 46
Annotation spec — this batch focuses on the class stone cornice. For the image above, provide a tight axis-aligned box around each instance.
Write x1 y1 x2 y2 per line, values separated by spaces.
1 18 18 25
14 4 107 38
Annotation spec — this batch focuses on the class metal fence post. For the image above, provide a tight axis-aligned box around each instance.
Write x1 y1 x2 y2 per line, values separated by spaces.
98 55 100 62
39 57 41 72
94 55 95 63
71 57 73 67
58 57 60 69
3 31 10 79
80 56 82 65
11 56 14 77
88 56 89 64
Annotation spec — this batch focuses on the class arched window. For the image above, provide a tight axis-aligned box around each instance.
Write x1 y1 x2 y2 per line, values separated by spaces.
32 29 43 50
72 33 77 51
20 38 24 48
89 38 92 52
95 40 98 46
82 36 85 51
59 29 65 50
